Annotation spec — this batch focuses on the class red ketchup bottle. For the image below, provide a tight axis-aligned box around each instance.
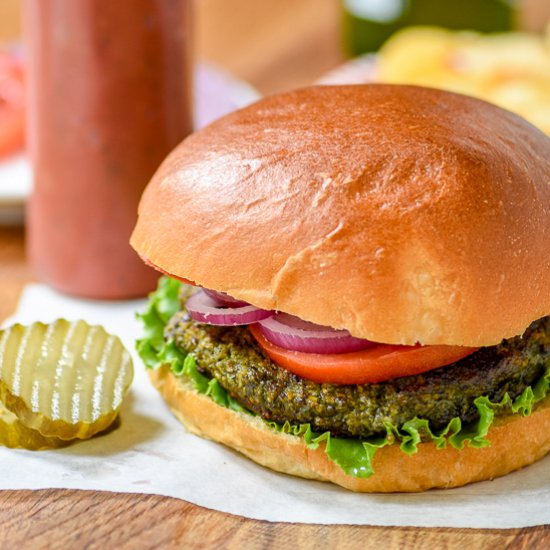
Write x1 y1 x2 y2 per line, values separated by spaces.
24 0 193 299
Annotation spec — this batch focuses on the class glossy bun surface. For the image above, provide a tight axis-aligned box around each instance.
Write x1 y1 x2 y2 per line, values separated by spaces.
132 85 550 345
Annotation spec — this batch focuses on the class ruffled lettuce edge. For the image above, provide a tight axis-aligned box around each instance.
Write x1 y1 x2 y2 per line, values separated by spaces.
136 277 550 479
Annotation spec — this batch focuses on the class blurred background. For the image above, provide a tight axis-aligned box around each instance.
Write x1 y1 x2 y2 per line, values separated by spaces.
1 0 549 94
1 0 550 299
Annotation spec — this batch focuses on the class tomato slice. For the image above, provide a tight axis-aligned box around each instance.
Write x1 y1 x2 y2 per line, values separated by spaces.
0 51 25 158
248 324 478 384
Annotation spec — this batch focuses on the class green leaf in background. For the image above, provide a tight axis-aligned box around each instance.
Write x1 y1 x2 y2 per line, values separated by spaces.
137 276 550 479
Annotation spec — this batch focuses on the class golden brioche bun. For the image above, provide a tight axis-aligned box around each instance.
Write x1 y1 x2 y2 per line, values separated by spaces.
149 365 550 492
131 84 550 346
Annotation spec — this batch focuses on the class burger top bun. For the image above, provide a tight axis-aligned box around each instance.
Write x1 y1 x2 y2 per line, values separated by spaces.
131 85 550 346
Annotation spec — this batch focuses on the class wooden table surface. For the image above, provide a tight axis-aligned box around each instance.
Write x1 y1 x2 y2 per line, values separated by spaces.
1 1 550 547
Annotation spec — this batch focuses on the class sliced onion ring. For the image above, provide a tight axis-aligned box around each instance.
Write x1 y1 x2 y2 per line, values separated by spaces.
202 288 248 308
257 313 374 354
186 290 273 326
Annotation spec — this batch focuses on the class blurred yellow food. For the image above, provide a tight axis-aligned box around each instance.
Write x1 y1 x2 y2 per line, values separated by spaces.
0 319 133 442
378 26 550 136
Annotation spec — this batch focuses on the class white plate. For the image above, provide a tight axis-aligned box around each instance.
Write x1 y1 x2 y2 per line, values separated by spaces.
316 54 378 85
0 63 260 225
0 153 32 203
195 63 260 129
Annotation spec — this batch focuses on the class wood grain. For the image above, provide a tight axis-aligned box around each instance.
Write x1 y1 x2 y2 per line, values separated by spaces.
0 227 32 322
1 490 549 549
195 0 343 94
1 0 550 547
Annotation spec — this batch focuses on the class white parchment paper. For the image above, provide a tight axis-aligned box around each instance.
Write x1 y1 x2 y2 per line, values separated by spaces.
1 284 549 528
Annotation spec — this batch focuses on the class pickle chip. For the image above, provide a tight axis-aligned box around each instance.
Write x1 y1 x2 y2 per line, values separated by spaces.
0 400 68 450
0 320 133 440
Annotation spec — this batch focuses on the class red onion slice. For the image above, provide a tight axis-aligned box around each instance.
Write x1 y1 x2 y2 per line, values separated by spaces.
186 290 273 326
202 288 248 308
257 313 374 354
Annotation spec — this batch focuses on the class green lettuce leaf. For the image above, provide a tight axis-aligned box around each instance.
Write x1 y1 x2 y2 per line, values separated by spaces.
137 276 550 479
136 276 181 365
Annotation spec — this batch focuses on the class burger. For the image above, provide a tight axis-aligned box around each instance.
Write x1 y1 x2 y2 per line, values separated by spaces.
131 85 550 492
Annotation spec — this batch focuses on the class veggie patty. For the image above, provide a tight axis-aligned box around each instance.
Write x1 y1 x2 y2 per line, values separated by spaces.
165 306 549 439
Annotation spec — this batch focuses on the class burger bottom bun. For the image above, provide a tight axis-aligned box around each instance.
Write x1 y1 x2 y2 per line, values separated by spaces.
149 365 550 493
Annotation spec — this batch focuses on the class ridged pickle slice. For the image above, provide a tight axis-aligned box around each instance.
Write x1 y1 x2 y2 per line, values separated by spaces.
0 400 68 450
0 320 133 440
